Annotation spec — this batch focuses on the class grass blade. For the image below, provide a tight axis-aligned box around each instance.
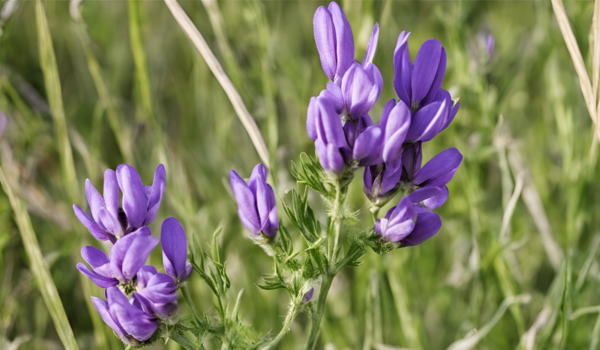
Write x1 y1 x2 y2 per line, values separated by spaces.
0 166 79 350
164 0 270 168
35 0 79 201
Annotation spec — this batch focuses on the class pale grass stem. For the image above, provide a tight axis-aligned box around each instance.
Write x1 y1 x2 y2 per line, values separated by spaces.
164 0 270 168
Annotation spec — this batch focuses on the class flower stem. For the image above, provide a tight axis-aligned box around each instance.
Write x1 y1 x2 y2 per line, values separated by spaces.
260 301 299 350
181 285 201 325
330 181 345 262
303 276 333 350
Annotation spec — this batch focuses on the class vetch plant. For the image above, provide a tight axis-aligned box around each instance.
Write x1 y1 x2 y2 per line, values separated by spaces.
74 2 462 349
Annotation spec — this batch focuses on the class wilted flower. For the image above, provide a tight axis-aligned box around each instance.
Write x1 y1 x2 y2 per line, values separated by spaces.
313 1 354 83
73 164 166 243
161 217 192 284
230 163 279 238
133 265 178 319
92 286 158 346
77 227 158 288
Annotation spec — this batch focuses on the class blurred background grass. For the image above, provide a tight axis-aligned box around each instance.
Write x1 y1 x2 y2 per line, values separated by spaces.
1 0 599 349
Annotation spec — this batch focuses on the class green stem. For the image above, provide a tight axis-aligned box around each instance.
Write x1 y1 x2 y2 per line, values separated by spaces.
260 302 299 350
303 276 333 350
330 181 344 261
181 285 201 325
125 346 132 350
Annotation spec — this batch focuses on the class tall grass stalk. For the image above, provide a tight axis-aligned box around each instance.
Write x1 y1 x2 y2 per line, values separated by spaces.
35 0 79 202
0 167 79 350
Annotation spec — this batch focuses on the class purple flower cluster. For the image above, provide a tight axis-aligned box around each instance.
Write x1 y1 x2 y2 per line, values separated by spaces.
310 2 463 246
74 165 191 346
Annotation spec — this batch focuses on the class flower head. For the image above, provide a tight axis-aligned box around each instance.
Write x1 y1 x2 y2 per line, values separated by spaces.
73 164 166 242
133 265 178 319
92 286 158 346
230 164 279 238
161 217 192 284
77 227 158 287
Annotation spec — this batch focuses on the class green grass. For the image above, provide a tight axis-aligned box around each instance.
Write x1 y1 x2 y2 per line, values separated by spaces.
1 0 600 349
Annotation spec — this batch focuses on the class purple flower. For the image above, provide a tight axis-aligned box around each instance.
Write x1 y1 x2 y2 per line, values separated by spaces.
77 227 158 287
230 163 279 238
374 188 443 246
133 265 178 319
302 288 315 303
313 1 355 83
73 164 166 242
161 217 192 284
0 111 6 138
394 33 446 111
307 96 351 175
486 34 495 59
363 100 412 202
92 286 158 346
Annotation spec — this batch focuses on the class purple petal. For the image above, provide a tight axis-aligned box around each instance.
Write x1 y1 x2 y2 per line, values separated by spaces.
401 142 422 181
316 96 348 149
303 288 315 303
307 97 319 141
103 170 120 220
161 217 188 281
81 246 109 268
401 211 441 246
144 164 166 226
405 100 447 142
413 148 463 187
85 179 105 223
380 164 402 196
229 170 260 234
328 143 346 174
353 125 383 166
388 197 416 227
77 263 118 288
73 205 110 241
320 82 344 114
422 48 447 106
137 265 158 289
423 186 449 209
393 31 412 106
122 234 159 281
382 101 411 168
98 207 121 237
411 39 443 107
248 163 268 194
116 164 147 229
384 220 415 242
92 297 127 340
108 287 158 342
0 112 6 138
341 63 377 119
328 1 355 81
313 7 336 80
362 23 379 67
405 187 442 204
486 34 495 58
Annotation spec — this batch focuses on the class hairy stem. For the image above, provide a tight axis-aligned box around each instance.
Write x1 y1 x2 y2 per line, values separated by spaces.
330 181 345 262
304 276 333 350
260 302 299 350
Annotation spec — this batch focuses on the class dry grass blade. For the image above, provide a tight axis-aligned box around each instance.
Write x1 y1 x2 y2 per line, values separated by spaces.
446 294 531 350
551 0 600 137
593 0 600 105
0 167 79 350
164 0 270 168
35 0 79 202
